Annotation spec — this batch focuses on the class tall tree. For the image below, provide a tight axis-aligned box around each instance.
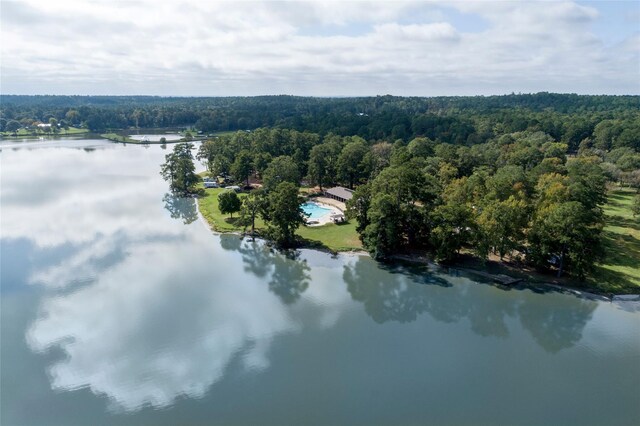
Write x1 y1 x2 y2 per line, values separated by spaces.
529 201 603 279
160 142 198 194
338 138 369 189
240 190 266 238
262 155 300 191
265 182 305 247
231 150 253 187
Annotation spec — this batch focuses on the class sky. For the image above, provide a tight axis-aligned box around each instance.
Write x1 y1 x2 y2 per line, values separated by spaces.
1 0 639 96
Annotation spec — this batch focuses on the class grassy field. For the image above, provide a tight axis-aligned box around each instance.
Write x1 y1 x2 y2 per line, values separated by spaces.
100 133 138 143
197 186 362 252
589 187 640 293
1 127 88 137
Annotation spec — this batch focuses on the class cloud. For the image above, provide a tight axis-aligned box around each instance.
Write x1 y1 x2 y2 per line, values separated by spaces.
1 1 638 95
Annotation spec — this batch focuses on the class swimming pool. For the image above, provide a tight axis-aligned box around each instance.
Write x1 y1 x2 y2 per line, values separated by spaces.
301 202 332 219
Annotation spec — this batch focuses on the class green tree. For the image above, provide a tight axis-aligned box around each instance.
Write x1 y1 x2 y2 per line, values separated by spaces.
476 196 529 259
346 183 372 237
231 150 253 187
567 157 607 210
49 117 59 134
307 144 331 190
160 142 198 194
632 194 640 217
362 193 402 259
240 190 266 238
218 190 241 218
337 138 369 189
356 162 439 257
265 182 305 247
406 137 435 159
430 202 474 261
368 142 393 178
529 201 603 279
262 155 300 191
6 120 20 134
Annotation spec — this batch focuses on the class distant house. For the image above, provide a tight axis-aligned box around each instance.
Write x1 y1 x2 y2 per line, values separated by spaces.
324 186 354 203
37 123 51 129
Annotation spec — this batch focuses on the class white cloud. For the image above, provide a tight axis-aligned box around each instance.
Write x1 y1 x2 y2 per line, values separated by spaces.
1 1 638 95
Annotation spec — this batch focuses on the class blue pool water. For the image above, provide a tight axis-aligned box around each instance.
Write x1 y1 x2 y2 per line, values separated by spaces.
301 202 332 219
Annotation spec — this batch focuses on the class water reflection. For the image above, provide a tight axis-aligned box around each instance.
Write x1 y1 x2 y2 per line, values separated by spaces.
5 139 635 423
268 251 311 304
221 237 311 304
344 260 439 323
518 295 596 353
27 235 298 412
162 193 198 225
344 256 596 347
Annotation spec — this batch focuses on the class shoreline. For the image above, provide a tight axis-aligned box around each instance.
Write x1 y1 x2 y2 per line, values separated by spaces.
194 198 638 301
195 197 368 256
100 133 203 144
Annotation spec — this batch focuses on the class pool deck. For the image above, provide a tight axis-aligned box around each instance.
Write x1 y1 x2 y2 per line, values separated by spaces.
304 198 345 226
313 196 347 211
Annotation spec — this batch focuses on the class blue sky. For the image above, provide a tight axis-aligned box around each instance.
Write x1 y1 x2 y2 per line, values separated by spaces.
1 0 638 96
585 0 639 44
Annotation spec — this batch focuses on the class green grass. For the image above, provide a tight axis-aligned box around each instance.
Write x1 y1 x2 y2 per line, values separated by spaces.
196 185 362 252
100 133 138 143
589 187 640 293
297 220 362 252
1 127 88 137
198 187 266 232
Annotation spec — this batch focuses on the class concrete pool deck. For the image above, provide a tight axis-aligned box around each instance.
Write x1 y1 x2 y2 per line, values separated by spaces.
312 196 347 211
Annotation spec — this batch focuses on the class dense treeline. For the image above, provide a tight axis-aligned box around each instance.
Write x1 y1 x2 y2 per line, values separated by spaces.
2 94 639 152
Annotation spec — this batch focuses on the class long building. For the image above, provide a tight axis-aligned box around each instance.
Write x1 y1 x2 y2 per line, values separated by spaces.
324 186 354 203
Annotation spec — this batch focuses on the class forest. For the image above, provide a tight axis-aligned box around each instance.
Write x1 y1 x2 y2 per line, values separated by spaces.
3 93 639 283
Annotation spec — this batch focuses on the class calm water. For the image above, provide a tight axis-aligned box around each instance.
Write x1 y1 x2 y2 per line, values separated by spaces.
129 134 183 142
1 138 639 426
301 202 332 219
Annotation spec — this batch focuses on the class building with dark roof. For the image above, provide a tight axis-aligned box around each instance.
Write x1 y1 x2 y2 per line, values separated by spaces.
324 186 354 203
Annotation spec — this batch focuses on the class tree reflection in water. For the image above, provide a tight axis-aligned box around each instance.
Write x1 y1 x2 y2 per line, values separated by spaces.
344 259 461 324
220 236 311 304
343 256 596 351
162 193 198 225
518 295 596 353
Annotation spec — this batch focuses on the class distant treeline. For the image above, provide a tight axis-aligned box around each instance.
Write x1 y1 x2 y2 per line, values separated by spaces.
1 93 639 151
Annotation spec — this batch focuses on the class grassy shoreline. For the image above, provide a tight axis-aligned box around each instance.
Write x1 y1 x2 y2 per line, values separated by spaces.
196 185 363 253
100 133 202 144
1 127 88 137
195 183 638 296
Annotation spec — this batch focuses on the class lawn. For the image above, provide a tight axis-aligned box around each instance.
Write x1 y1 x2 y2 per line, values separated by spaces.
196 186 362 252
1 127 88 137
589 187 640 293
100 133 138 143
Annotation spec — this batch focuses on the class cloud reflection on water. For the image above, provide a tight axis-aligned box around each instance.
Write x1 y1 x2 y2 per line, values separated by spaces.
2 141 611 415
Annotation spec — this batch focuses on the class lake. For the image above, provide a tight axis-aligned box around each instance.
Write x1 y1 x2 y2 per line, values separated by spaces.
1 137 639 426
